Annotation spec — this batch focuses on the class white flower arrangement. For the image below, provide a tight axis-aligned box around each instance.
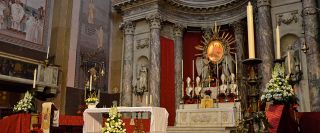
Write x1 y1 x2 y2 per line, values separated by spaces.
260 64 297 105
13 91 34 113
101 106 126 133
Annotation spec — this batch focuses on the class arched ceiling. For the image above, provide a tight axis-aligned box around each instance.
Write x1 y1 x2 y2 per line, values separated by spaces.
113 0 249 27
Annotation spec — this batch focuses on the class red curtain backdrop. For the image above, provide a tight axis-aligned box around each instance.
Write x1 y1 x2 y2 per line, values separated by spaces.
0 113 31 133
183 32 202 95
160 36 175 126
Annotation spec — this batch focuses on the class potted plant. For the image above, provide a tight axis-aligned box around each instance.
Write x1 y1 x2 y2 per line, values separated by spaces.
85 92 99 109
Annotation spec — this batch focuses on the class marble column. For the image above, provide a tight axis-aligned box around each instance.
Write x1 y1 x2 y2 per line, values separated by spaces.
232 20 247 108
174 24 184 110
302 0 320 111
256 0 274 90
121 21 135 107
147 13 162 107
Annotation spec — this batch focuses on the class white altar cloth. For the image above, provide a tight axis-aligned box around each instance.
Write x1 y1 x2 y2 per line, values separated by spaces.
83 107 169 133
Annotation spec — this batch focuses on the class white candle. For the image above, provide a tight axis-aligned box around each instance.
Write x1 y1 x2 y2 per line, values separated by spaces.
182 83 184 97
182 60 183 79
150 95 152 106
89 75 92 91
146 95 148 106
33 68 37 88
46 46 50 59
247 2 255 58
215 21 217 33
192 60 194 80
288 51 291 74
276 25 281 59
235 53 238 74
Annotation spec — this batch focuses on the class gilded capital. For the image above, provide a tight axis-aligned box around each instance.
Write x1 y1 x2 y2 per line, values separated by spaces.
173 24 185 37
146 13 162 29
257 0 271 7
120 21 135 35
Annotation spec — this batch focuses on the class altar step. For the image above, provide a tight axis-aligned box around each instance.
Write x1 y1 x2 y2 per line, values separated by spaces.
167 126 234 133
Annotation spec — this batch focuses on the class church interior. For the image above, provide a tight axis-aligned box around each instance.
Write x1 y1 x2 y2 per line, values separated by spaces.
0 0 320 132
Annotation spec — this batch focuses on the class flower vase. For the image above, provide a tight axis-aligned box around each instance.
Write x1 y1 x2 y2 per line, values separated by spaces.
87 102 98 109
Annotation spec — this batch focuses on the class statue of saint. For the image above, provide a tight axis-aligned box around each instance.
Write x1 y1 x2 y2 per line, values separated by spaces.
194 76 202 96
138 66 147 93
219 73 228 94
186 77 193 97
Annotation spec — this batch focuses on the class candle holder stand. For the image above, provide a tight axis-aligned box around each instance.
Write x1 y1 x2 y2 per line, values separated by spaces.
241 58 269 133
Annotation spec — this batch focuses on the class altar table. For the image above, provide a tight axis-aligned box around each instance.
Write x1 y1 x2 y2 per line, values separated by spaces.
83 107 168 133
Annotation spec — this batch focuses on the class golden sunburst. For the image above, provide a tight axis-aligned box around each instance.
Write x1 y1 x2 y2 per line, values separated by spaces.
195 22 236 64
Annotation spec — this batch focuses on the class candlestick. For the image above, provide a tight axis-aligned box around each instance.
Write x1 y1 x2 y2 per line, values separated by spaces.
276 25 281 59
288 51 291 74
235 53 238 74
214 21 217 33
150 95 153 106
192 60 194 81
33 68 37 88
225 56 228 74
89 75 92 91
247 2 255 58
146 95 148 106
182 82 184 97
182 60 183 79
46 46 50 59
98 89 100 101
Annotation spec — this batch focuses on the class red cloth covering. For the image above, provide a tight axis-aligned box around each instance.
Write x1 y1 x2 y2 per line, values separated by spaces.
59 115 83 126
266 104 284 133
298 112 320 133
122 119 150 133
160 36 175 126
0 113 31 133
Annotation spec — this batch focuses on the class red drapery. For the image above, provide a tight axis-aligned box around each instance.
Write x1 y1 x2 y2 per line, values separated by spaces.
160 36 175 126
183 32 202 95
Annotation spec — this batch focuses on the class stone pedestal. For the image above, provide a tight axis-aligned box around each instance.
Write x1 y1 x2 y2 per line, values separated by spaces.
302 0 320 111
256 0 274 90
147 13 162 107
121 21 135 107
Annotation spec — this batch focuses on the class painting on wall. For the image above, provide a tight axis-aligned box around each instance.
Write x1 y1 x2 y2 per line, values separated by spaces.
75 0 111 92
0 0 51 49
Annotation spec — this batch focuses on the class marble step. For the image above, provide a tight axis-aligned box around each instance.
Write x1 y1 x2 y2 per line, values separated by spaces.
166 126 234 133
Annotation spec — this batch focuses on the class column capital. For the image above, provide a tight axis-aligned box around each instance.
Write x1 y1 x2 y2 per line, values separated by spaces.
146 13 162 29
120 21 135 35
173 24 185 37
302 7 318 16
257 0 271 7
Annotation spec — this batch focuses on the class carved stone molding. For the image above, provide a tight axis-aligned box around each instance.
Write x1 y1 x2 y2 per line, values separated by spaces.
302 7 318 16
146 13 162 29
136 38 150 49
173 24 185 37
201 27 212 41
120 21 135 35
277 11 298 26
257 0 271 7
232 20 244 33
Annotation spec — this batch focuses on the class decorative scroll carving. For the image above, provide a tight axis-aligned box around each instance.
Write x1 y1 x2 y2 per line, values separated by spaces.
120 21 135 35
146 13 162 29
136 38 150 49
302 7 319 16
277 11 298 26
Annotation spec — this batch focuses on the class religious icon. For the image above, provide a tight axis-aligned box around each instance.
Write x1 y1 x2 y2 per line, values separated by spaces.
207 40 224 64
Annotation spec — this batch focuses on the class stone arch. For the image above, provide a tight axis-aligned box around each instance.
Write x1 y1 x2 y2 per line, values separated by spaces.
280 33 299 56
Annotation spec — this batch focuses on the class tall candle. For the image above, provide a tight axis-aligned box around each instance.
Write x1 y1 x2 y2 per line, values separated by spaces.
182 60 183 79
288 51 291 74
33 68 37 88
192 60 194 80
146 95 148 106
214 21 217 33
182 83 184 97
235 53 238 74
247 2 255 58
46 46 50 59
89 75 92 91
276 25 281 59
150 95 153 106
